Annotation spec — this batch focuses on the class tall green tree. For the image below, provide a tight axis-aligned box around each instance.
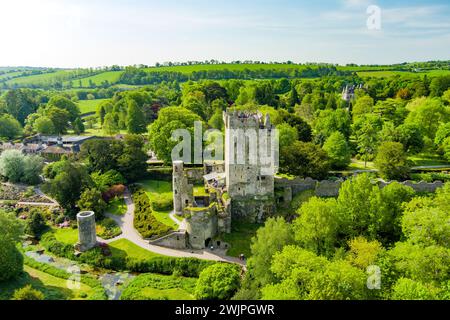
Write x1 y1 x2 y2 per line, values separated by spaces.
126 99 146 134
247 217 294 288
0 210 24 282
375 141 410 180
0 114 23 140
323 131 351 169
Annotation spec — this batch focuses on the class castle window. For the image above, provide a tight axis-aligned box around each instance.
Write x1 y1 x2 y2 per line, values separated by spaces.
175 190 177 194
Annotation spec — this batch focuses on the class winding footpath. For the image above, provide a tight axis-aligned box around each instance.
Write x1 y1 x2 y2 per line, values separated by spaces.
101 189 244 266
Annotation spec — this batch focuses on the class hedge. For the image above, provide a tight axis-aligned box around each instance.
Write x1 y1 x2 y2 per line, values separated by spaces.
131 188 173 239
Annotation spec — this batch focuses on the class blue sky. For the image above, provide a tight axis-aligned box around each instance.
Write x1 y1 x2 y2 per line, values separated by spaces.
0 0 449 67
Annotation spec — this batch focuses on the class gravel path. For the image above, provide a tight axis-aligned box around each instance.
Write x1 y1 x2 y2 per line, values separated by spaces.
102 188 244 265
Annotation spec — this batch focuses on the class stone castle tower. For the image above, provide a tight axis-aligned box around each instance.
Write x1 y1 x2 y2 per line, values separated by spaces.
223 111 277 221
172 160 194 214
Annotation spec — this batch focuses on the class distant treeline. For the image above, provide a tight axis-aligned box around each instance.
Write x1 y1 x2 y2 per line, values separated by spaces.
119 66 352 85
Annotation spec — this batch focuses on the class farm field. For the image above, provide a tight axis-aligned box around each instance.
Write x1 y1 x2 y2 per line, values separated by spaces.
68 71 123 87
0 71 25 81
357 70 450 78
78 98 108 115
4 70 74 86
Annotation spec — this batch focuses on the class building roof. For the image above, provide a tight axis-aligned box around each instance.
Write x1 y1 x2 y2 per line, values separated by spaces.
203 172 225 181
41 146 72 154
39 135 95 144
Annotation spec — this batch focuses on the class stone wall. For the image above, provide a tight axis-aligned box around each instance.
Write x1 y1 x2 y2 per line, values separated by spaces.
148 230 188 249
275 176 445 200
378 180 444 193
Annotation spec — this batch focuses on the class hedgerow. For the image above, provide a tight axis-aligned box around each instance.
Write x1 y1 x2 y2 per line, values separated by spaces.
131 188 173 239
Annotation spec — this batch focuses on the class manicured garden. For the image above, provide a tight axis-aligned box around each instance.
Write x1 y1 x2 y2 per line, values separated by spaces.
135 180 176 230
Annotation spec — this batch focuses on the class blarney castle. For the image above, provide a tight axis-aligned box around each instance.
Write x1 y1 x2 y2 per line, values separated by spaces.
151 110 278 250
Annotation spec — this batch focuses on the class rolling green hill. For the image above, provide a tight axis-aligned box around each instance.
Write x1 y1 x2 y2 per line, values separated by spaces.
67 71 123 87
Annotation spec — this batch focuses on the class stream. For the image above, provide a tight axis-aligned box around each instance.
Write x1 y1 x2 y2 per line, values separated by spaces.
25 250 135 300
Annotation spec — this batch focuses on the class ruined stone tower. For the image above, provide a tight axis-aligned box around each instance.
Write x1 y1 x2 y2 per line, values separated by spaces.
223 110 278 221
75 211 97 252
172 160 193 214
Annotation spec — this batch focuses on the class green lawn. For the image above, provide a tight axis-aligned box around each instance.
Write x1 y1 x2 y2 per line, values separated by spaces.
106 197 127 216
139 180 173 200
152 210 178 229
221 222 262 258
0 266 95 300
53 228 79 245
120 273 196 300
77 98 108 115
74 122 127 137
348 158 376 170
108 239 162 261
408 154 450 167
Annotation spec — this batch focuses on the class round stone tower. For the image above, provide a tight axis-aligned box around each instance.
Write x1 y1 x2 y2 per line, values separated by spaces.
75 211 97 252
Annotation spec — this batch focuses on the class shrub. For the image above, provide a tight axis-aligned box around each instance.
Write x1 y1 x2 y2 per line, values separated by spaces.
391 278 438 300
151 193 173 211
12 285 44 300
195 263 241 300
25 209 48 238
120 273 197 300
92 170 126 191
0 243 24 282
102 184 126 202
77 188 107 219
0 150 43 185
132 188 173 239
97 218 122 239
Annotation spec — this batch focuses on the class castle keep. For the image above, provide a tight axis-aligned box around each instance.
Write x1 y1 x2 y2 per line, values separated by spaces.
156 110 278 250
